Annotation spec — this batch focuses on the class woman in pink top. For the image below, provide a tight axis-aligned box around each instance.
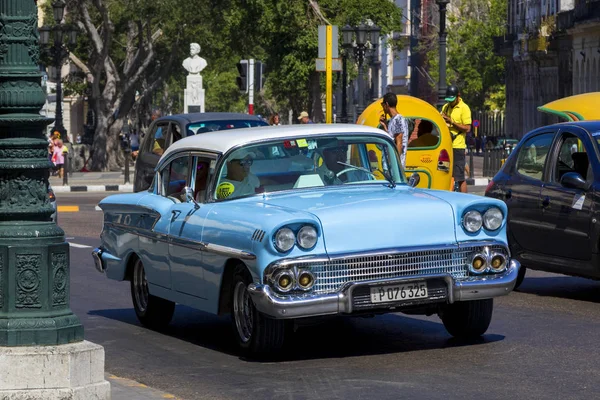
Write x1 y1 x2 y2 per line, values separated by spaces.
52 139 65 178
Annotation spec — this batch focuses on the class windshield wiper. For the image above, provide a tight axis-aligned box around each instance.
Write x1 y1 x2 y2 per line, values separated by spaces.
336 161 396 188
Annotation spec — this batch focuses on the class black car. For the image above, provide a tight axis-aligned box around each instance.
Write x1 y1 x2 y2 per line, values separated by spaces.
485 121 600 288
134 112 268 192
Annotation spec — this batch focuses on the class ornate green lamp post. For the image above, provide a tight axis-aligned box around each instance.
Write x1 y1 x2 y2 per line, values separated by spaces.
0 0 83 345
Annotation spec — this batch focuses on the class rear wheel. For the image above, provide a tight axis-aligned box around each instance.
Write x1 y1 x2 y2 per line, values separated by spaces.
231 264 285 356
130 258 175 329
441 299 493 339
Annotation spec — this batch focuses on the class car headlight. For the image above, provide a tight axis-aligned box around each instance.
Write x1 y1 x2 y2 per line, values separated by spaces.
483 207 503 230
297 225 317 249
274 227 295 252
463 210 483 233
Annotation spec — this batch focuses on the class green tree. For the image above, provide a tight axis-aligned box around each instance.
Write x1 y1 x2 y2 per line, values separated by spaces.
424 0 507 110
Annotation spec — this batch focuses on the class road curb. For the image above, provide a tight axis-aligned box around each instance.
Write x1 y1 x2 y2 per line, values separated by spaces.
52 184 133 193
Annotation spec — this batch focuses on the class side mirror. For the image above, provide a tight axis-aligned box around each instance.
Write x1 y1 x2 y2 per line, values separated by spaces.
560 172 588 190
184 186 200 208
408 172 420 188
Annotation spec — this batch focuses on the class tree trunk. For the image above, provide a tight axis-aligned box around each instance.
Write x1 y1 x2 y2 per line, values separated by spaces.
90 111 124 171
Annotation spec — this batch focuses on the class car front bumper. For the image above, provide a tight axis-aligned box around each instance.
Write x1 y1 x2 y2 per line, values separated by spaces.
247 259 520 319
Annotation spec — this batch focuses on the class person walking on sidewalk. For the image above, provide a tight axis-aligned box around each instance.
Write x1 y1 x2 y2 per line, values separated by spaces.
441 85 472 193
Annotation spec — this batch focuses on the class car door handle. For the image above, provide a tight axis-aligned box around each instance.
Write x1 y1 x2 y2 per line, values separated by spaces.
541 196 550 208
505 189 512 200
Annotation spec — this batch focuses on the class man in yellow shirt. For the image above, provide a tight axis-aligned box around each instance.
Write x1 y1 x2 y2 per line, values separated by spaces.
441 85 471 193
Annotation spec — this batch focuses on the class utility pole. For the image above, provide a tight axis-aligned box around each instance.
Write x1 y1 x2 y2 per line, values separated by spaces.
437 0 450 109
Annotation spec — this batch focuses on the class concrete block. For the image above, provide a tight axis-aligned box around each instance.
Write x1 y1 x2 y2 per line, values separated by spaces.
0 340 110 399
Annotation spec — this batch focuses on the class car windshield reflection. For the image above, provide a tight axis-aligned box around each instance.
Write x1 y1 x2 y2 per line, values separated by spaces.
213 135 404 200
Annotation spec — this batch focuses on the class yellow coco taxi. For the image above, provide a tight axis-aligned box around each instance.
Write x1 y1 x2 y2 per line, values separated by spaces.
357 95 453 191
538 92 600 122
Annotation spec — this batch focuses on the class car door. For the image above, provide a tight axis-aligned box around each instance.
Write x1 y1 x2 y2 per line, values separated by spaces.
167 153 218 300
504 131 555 255
538 127 593 260
135 120 172 192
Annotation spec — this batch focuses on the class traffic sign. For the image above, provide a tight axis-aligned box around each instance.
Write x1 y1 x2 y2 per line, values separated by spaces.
473 119 480 127
315 58 342 71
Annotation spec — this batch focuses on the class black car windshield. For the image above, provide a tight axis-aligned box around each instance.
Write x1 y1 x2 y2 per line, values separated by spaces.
212 135 404 201
188 119 267 134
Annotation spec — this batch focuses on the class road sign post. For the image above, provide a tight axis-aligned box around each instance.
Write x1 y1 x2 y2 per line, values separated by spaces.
248 59 255 115
318 25 339 124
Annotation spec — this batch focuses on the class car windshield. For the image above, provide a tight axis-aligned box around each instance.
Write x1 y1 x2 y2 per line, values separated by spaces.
188 119 268 134
212 135 404 200
592 131 600 150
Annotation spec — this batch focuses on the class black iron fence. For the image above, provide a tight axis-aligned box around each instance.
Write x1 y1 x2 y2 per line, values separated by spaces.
470 110 513 177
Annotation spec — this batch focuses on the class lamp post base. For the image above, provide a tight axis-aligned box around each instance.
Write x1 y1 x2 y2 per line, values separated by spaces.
0 340 110 400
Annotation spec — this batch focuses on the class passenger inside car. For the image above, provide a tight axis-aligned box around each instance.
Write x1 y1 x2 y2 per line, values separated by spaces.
153 127 165 155
408 120 439 148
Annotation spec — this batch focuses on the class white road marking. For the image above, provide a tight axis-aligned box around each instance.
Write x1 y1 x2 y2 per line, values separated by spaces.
69 242 92 249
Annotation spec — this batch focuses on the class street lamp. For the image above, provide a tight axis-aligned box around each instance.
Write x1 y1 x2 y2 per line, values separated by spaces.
368 24 381 102
342 21 381 120
437 0 450 109
39 0 78 141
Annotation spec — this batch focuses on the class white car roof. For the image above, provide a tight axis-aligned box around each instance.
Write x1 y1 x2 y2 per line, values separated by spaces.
161 123 391 160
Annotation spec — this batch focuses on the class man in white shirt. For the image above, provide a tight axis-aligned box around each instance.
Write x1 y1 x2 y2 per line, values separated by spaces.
378 92 409 168
216 149 260 199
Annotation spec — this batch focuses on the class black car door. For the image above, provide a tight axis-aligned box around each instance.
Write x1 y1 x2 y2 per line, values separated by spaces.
538 127 593 261
504 131 555 255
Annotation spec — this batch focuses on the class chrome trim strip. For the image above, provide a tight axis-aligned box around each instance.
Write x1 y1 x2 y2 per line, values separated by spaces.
104 224 256 260
248 259 520 319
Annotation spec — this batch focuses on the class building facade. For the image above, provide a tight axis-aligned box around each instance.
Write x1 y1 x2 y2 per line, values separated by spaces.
496 0 600 138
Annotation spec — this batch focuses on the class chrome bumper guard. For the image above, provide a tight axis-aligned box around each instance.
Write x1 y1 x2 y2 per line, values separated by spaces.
247 259 520 319
92 247 106 273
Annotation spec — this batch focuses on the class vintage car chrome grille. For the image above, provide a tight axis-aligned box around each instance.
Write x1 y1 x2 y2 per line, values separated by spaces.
294 245 508 294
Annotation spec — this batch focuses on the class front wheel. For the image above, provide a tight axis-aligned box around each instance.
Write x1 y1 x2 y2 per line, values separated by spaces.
130 258 175 329
231 265 285 356
440 299 493 339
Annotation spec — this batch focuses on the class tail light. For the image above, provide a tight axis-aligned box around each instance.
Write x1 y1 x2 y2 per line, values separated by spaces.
437 149 450 172
48 188 56 202
485 179 494 195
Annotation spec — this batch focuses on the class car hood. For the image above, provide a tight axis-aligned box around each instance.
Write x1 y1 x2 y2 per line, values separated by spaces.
258 186 457 254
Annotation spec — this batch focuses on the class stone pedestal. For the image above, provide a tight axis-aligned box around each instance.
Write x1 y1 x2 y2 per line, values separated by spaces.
184 74 205 113
0 341 110 399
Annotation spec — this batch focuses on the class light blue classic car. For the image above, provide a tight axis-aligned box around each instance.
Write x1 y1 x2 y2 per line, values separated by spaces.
94 124 520 355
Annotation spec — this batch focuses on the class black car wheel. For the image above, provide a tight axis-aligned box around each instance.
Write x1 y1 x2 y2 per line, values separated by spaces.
131 258 175 329
231 264 285 356
440 299 493 339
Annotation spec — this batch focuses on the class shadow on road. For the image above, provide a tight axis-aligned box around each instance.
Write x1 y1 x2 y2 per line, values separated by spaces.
89 305 504 362
517 276 600 303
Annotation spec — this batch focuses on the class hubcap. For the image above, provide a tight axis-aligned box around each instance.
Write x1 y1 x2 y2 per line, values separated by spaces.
133 260 149 313
233 281 254 343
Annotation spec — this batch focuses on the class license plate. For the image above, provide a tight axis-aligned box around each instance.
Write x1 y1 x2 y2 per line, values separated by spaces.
370 282 428 303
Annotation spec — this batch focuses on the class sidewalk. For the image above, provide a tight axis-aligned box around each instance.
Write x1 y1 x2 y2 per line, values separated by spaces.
49 170 133 193
108 374 181 399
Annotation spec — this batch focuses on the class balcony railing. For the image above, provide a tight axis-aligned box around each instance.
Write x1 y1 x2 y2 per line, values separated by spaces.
574 0 600 22
557 10 574 30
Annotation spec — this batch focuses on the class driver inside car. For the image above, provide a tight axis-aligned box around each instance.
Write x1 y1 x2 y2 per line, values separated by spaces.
316 145 369 185
216 149 260 199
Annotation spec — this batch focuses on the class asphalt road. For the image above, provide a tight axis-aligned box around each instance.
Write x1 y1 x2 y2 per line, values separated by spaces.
58 192 600 400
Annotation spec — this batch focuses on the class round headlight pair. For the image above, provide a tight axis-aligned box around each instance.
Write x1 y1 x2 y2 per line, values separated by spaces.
274 225 318 252
463 207 503 232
